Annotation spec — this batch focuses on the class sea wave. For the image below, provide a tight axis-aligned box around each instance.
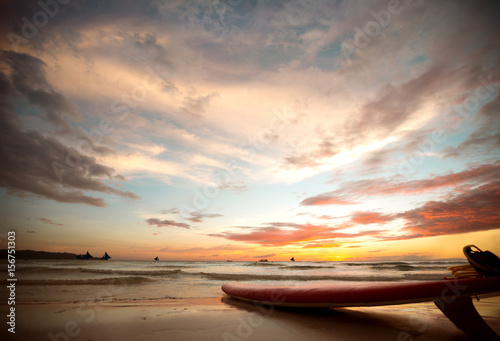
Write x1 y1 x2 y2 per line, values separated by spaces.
283 265 337 270
402 273 448 281
16 266 61 273
79 269 182 276
16 267 182 276
345 261 411 267
417 260 466 265
19 276 153 285
243 263 337 270
415 265 455 270
370 264 418 271
244 263 287 267
145 265 192 269
343 262 453 272
198 272 444 282
345 260 464 267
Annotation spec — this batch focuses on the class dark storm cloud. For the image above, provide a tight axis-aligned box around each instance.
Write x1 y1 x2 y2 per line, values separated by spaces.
2 50 79 134
0 52 139 207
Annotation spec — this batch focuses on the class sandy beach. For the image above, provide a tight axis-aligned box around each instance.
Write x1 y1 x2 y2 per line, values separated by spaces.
7 294 500 340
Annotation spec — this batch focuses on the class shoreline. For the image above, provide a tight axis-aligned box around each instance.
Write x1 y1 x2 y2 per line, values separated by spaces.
5 295 500 340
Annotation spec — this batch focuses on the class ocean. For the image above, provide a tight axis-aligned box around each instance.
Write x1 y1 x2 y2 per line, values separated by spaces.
14 259 467 304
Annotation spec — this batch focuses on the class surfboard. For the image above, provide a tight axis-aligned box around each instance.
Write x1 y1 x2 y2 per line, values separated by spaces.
222 277 500 340
222 277 500 308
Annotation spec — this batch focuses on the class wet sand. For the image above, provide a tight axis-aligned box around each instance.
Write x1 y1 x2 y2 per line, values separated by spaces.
5 294 500 340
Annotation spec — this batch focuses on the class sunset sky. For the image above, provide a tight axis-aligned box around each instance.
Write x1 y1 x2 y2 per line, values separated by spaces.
0 0 499 261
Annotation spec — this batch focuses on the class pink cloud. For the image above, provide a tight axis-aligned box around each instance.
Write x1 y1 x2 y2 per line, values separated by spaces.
209 222 383 247
300 195 356 206
302 161 500 205
340 181 500 241
217 172 500 248
350 211 395 225
394 180 500 239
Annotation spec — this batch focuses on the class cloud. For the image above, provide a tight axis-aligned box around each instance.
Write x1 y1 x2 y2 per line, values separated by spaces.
180 93 218 119
297 162 500 243
123 32 175 71
216 179 248 193
345 65 450 139
302 242 343 249
270 177 499 245
159 244 248 253
185 211 223 223
318 215 337 220
253 254 275 259
350 211 394 225
394 180 500 239
301 161 500 205
1 51 80 135
1 0 499 257
272 0 500 175
300 195 356 206
235 161 500 247
0 66 139 207
159 208 223 223
443 91 500 159
282 136 339 169
40 218 63 226
98 153 183 183
160 208 180 215
145 218 191 229
0 51 139 207
332 179 500 242
208 222 382 247
281 62 485 172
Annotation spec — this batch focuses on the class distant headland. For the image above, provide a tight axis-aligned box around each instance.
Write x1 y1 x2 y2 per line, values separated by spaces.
0 249 78 259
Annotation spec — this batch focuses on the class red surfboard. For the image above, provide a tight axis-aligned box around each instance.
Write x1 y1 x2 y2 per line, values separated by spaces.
222 277 500 340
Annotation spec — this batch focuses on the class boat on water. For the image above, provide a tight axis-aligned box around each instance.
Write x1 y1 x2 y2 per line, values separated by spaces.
154 256 159 261
76 251 93 259
76 251 111 260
